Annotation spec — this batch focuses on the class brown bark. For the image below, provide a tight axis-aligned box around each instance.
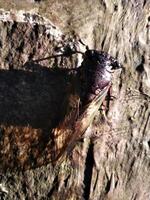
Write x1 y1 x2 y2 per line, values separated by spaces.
0 0 149 199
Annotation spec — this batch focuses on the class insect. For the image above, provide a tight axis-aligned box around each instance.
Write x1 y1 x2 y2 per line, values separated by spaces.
36 41 122 165
0 40 122 170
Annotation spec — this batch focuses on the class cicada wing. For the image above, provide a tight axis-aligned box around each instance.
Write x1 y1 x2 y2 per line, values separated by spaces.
52 84 111 164
48 94 81 164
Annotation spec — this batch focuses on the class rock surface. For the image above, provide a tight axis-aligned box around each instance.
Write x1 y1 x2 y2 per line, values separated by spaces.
0 0 149 199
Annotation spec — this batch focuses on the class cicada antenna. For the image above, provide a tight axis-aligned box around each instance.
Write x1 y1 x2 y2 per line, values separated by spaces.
29 36 89 63
31 46 84 63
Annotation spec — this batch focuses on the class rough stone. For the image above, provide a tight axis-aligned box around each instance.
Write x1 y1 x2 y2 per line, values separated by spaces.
0 0 149 199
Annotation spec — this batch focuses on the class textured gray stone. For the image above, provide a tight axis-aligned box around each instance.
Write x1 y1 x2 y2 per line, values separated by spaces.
0 0 149 199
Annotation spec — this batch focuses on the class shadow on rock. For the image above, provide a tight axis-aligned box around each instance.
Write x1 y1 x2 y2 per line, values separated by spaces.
0 62 78 171
0 62 73 129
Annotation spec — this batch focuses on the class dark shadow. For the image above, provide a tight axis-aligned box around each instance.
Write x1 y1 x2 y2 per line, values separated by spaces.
0 60 84 171
83 142 94 200
0 62 75 129
136 55 145 73
0 62 81 171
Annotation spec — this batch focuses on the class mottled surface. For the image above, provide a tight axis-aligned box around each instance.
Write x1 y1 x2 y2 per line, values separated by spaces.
0 0 150 200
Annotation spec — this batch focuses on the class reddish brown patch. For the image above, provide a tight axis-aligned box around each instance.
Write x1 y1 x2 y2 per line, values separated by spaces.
0 125 50 170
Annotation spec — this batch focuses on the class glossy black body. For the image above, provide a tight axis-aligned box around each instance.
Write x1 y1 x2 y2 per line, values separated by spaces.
78 49 121 103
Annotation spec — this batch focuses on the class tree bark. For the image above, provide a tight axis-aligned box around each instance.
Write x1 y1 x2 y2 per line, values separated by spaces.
0 1 149 199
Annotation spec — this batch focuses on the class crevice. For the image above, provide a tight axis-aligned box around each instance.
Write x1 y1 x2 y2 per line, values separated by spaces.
47 175 59 198
124 53 127 63
33 23 39 39
16 40 24 52
10 21 17 35
101 35 106 49
34 0 42 2
148 139 150 149
83 141 94 200
64 174 70 187
114 4 118 11
136 55 145 73
0 40 2 48
100 0 107 10
104 176 111 194
115 179 118 188
93 171 99 191
139 82 150 100
143 0 147 7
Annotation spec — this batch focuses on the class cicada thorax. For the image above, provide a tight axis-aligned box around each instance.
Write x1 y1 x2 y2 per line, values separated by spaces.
79 51 112 104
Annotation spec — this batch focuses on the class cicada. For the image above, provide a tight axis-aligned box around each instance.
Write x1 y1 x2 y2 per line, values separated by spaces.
48 47 122 165
0 43 121 170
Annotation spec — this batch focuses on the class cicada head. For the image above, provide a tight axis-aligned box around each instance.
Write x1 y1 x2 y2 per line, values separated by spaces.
83 49 122 70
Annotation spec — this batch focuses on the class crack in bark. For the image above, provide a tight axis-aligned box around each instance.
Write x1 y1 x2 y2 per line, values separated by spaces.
83 141 94 200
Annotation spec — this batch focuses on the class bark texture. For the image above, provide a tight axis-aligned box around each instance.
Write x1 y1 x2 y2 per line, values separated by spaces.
0 0 149 200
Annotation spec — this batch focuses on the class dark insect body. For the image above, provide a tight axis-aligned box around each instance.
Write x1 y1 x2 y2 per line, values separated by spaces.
79 49 121 103
50 47 122 164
